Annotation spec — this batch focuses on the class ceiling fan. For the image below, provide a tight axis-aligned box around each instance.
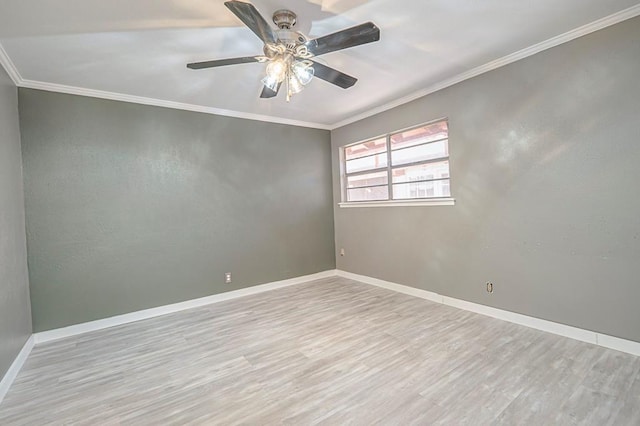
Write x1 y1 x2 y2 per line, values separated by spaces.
187 1 380 101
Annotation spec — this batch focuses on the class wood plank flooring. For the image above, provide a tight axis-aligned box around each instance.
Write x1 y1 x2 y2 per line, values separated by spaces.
0 276 638 425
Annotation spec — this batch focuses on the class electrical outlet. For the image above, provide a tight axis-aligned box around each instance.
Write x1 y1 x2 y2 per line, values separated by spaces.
486 282 494 293
225 272 232 284
340 248 345 256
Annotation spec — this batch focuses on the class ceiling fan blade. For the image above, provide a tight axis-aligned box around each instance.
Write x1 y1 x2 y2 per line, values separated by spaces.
260 82 282 98
308 60 357 89
225 1 277 44
305 22 380 57
187 56 261 69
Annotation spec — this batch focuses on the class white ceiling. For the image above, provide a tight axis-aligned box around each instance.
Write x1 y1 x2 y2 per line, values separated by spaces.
1 0 639 129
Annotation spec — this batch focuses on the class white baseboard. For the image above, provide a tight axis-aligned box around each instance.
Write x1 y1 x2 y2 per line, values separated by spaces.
10 267 638 406
596 333 640 356
336 270 640 357
34 270 337 344
338 270 443 304
440 295 596 344
0 336 35 405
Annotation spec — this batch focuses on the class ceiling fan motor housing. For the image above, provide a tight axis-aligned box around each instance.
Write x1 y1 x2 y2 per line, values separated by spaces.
259 9 307 58
273 9 297 29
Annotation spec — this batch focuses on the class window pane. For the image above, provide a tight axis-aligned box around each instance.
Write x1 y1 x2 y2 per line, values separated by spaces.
390 121 448 151
346 152 387 173
345 137 387 161
347 186 389 202
347 171 388 189
392 161 450 184
393 179 451 200
391 140 448 166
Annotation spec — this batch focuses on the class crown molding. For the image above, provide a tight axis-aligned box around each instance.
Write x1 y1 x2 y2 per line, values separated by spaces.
18 79 332 130
329 3 640 129
2 4 639 131
0 43 22 85
0 42 330 129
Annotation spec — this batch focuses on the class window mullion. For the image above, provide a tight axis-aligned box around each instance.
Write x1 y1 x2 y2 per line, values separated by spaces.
386 135 393 201
345 150 386 162
345 166 389 178
390 156 449 170
389 137 448 155
347 183 389 191
394 177 450 185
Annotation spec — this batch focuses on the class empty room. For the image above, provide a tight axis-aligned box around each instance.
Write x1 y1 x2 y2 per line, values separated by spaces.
1 0 639 424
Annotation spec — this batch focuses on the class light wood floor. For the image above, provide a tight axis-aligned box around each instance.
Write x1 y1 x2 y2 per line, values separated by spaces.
1 277 638 425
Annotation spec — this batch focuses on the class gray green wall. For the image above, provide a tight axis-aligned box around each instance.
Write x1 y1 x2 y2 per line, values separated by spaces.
19 89 335 332
332 17 640 342
0 67 32 377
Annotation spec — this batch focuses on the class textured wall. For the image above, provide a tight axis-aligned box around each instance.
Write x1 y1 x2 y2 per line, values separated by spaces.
19 90 335 332
332 17 640 342
0 67 32 377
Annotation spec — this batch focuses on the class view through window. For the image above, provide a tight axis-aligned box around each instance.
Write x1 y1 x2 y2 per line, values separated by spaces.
343 120 450 202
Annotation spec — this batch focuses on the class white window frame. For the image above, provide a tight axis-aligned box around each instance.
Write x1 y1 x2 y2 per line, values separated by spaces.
339 118 455 208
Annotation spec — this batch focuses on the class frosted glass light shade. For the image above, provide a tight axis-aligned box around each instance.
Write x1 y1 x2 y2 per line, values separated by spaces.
266 58 287 82
292 61 314 85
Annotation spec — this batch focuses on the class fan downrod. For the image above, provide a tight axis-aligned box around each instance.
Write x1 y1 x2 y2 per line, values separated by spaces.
273 9 297 29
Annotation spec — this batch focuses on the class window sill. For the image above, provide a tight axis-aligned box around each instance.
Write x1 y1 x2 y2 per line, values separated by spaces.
339 198 455 208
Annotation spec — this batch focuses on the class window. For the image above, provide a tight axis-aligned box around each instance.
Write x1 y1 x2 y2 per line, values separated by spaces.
342 119 452 205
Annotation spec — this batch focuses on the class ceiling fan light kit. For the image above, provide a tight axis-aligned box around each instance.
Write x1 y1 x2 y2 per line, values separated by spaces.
186 1 380 101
